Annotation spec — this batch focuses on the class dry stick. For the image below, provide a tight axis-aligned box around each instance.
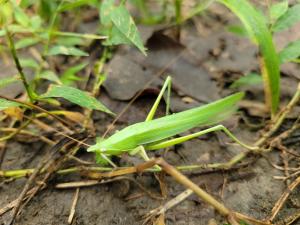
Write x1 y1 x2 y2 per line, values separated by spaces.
144 188 194 222
102 49 186 138
55 176 163 200
156 83 300 221
136 158 269 225
0 95 73 129
0 95 90 148
0 128 55 146
0 159 251 178
0 186 41 216
268 176 300 222
7 134 85 225
68 188 80 225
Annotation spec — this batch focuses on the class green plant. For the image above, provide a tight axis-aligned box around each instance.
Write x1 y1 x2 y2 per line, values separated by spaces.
224 0 300 118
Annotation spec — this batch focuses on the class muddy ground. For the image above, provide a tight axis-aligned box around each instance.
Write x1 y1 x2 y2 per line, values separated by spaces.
1 2 300 225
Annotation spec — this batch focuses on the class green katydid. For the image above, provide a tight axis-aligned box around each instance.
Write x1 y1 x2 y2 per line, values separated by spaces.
87 76 258 165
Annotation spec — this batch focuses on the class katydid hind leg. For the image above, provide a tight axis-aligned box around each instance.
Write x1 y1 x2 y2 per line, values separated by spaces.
145 125 258 151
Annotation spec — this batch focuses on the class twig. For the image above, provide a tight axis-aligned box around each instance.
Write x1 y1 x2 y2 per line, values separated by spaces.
6 133 86 225
137 157 270 225
268 176 300 222
68 188 80 224
55 176 163 200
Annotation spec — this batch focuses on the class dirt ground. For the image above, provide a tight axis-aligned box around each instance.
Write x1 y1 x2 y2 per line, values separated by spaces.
1 3 300 225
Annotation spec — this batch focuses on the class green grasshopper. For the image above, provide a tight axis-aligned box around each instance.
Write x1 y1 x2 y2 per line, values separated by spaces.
87 76 257 165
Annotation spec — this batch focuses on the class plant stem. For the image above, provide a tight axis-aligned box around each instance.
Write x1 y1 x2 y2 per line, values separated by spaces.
5 27 35 102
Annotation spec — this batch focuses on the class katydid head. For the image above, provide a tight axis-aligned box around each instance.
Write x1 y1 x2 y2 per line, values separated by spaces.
87 137 107 153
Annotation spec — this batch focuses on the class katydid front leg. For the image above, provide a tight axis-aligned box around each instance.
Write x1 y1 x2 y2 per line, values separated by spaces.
133 76 172 163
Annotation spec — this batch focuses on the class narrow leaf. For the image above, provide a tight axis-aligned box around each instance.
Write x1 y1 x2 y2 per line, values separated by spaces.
15 37 40 49
270 1 288 21
100 0 115 25
218 0 280 117
230 73 262 88
19 58 39 69
41 85 114 115
39 70 62 84
0 98 22 111
47 45 89 56
272 4 300 32
14 5 30 27
110 5 147 55
279 39 300 64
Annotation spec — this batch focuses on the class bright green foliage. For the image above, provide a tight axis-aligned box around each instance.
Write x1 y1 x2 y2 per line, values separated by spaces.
59 0 98 12
39 70 62 84
226 25 248 37
41 85 114 115
230 73 262 88
218 0 280 117
47 45 89 57
60 63 88 86
19 58 39 69
272 4 300 32
15 37 40 49
270 0 288 22
88 92 244 154
279 40 300 64
0 99 22 111
100 0 147 55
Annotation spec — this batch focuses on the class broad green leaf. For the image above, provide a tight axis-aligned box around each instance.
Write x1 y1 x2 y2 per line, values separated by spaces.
110 5 147 55
0 29 5 37
56 36 83 46
47 45 89 56
100 0 115 25
0 75 19 89
218 0 280 117
19 58 39 69
272 4 300 32
15 37 40 49
30 15 42 30
41 85 114 115
230 73 262 88
0 98 22 111
270 1 288 22
13 4 30 27
60 62 88 85
39 70 62 84
279 40 300 64
0 1 12 26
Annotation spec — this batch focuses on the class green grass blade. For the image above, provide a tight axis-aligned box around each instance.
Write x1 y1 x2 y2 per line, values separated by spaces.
41 85 114 115
218 0 280 117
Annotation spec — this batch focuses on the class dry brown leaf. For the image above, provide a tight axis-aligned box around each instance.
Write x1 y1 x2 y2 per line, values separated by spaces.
60 111 85 123
3 107 23 121
154 213 165 225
